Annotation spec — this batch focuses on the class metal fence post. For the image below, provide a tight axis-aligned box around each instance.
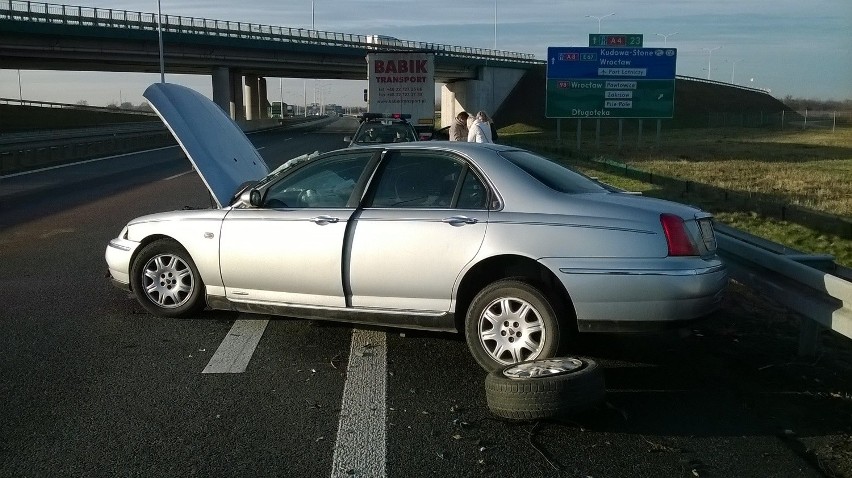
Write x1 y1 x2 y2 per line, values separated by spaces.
575 119 581 151
595 119 600 149
637 119 642 147
799 320 823 356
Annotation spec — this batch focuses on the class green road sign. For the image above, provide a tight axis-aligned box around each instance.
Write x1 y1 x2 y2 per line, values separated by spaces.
546 79 675 118
588 34 643 47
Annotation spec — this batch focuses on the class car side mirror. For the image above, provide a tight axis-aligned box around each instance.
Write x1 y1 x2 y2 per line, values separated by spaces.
249 190 263 207
343 136 352 142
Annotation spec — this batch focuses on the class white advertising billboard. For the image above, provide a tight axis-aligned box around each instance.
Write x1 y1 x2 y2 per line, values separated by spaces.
367 52 435 130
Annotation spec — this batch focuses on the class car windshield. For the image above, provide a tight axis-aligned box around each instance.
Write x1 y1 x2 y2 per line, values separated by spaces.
355 123 417 143
498 150 606 194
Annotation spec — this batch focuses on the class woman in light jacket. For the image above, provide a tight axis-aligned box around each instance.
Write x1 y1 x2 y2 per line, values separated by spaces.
467 111 493 143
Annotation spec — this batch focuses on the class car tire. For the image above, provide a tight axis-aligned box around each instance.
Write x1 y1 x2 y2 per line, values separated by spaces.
130 239 205 318
465 279 561 372
485 357 605 420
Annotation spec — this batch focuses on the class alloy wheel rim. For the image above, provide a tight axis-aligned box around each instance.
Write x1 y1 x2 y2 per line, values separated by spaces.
141 253 194 308
478 296 545 365
502 357 584 379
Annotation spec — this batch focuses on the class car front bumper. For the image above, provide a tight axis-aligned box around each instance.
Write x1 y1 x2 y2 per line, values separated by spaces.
105 237 140 290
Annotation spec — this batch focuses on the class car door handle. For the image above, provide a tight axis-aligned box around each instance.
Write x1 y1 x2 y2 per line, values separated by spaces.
310 215 340 225
442 215 478 225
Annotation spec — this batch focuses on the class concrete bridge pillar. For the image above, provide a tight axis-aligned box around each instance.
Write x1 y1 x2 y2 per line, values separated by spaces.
211 67 245 120
258 77 269 119
244 75 259 120
440 67 526 128
243 76 270 120
212 67 230 114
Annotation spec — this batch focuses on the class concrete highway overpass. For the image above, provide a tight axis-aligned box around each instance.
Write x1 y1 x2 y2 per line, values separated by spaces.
0 1 539 123
1 1 787 130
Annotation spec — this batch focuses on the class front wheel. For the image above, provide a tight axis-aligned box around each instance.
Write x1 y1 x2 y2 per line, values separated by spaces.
464 279 562 372
130 239 205 317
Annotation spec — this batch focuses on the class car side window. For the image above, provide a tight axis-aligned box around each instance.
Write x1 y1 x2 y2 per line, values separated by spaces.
457 169 488 209
262 153 372 208
368 152 483 209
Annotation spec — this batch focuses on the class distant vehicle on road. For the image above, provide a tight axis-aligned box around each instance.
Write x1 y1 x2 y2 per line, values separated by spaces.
365 34 403 49
344 113 419 147
106 83 728 372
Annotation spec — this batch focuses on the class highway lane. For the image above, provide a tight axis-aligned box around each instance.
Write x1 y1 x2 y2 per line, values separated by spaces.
0 117 356 229
0 120 836 477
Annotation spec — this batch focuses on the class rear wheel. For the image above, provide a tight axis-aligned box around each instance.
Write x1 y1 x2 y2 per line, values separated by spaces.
464 279 561 372
130 239 205 317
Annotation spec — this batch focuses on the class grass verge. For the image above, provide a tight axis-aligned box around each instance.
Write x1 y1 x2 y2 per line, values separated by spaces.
500 125 852 267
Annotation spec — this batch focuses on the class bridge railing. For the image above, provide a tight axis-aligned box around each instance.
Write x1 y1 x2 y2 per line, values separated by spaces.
1 0 542 64
677 75 772 96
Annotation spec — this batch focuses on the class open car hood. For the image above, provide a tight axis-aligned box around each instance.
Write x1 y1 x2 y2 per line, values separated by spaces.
143 83 269 208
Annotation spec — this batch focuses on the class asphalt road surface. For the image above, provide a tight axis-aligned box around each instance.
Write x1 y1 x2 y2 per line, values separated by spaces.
1 119 850 478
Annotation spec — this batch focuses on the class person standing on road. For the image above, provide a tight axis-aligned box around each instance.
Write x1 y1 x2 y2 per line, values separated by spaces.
449 111 469 141
467 111 494 143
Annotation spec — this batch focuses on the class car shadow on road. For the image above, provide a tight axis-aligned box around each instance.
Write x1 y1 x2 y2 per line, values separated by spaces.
550 282 852 476
568 282 852 434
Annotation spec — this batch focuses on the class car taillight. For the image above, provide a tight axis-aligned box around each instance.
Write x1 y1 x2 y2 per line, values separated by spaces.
660 214 699 256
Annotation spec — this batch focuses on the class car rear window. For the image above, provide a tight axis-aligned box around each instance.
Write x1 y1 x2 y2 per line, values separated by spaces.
498 150 606 194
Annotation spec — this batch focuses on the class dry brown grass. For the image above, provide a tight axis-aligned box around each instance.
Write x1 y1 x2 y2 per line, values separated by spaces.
612 128 852 216
500 125 852 266
502 125 852 217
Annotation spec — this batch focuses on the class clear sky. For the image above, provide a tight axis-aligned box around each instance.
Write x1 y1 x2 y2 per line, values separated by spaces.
1 0 850 107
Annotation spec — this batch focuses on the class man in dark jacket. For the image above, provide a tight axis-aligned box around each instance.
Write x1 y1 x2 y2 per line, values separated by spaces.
449 111 469 141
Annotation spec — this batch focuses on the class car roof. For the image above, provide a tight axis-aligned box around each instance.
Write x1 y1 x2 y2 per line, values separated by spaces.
364 141 514 153
358 118 413 127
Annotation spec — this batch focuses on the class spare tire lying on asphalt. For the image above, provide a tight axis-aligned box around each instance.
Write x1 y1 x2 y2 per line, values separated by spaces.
485 357 606 420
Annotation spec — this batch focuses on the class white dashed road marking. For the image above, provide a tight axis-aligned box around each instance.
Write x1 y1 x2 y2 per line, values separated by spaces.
201 320 389 475
202 318 269 374
330 329 387 478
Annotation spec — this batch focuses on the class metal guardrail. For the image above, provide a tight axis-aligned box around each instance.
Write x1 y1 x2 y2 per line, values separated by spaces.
0 97 157 116
0 122 164 147
715 223 852 355
0 0 541 64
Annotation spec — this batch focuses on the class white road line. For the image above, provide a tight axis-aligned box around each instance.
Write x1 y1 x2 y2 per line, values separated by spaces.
201 318 269 374
0 145 178 179
330 329 387 478
163 170 193 181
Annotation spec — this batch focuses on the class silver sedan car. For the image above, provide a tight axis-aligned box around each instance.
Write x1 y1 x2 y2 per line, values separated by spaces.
106 83 727 372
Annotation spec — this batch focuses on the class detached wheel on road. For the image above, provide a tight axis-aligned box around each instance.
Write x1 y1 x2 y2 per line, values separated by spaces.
130 239 205 318
485 357 605 420
465 279 562 372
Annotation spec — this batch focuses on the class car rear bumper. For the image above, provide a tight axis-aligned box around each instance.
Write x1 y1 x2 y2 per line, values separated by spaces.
541 257 728 332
